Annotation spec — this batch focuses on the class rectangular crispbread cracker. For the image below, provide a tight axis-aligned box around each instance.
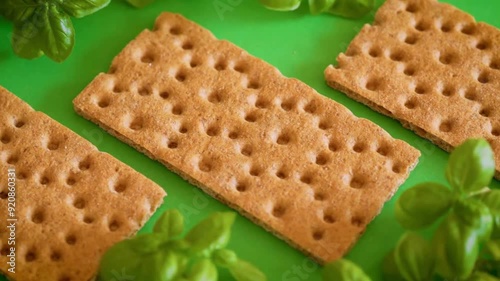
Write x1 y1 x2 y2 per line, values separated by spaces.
73 12 420 264
325 0 500 179
0 87 166 281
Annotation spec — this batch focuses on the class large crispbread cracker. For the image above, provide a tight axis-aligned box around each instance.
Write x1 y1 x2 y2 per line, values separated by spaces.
73 12 420 264
0 87 166 281
325 0 500 178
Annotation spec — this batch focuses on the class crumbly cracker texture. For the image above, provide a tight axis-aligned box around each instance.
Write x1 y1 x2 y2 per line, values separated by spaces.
0 87 166 281
74 12 420 264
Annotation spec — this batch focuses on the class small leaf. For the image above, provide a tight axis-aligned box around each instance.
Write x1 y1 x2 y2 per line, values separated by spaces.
259 0 302 11
323 259 371 281
382 250 406 281
446 138 495 194
212 249 238 268
154 209 184 239
477 190 500 239
60 0 111 18
395 182 453 230
454 198 493 243
0 0 38 22
467 272 500 281
328 0 375 18
433 213 481 280
125 0 157 8
138 251 181 281
394 232 434 281
229 260 267 281
128 233 164 254
309 0 336 14
185 212 236 255
185 258 218 281
98 241 142 281
11 17 44 60
39 4 75 62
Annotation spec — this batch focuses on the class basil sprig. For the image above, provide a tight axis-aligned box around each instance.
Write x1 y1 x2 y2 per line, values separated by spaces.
0 0 110 62
323 139 500 281
99 209 266 281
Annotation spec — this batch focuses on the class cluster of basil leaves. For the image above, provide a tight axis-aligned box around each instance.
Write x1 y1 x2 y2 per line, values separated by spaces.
259 0 375 18
99 210 266 281
323 138 500 281
0 0 154 62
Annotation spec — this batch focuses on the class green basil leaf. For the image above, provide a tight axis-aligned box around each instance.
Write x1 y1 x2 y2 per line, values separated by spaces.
60 0 111 18
212 249 238 268
454 198 493 242
446 138 495 194
229 260 267 281
99 241 142 281
125 0 157 8
128 233 164 254
309 0 336 14
467 272 500 281
395 182 453 230
11 15 44 60
0 0 38 22
154 209 184 239
477 190 500 239
259 0 302 11
433 213 481 280
39 4 75 62
486 240 500 261
394 232 434 281
185 212 236 255
138 251 180 281
328 0 374 18
382 250 406 281
323 259 371 281
185 259 218 281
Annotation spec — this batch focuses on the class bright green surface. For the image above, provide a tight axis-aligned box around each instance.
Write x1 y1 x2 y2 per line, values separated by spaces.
1 0 499 280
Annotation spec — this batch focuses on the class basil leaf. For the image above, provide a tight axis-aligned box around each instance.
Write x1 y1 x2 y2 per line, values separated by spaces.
0 0 38 22
433 213 481 280
486 240 500 260
395 182 453 230
126 0 157 8
99 241 142 281
309 0 336 14
454 198 493 242
323 259 371 281
395 232 434 281
446 138 495 194
382 250 406 281
259 0 302 11
467 272 500 281
128 233 164 254
11 14 44 60
185 258 218 281
212 249 238 268
328 0 374 18
60 0 111 18
185 212 236 255
38 4 75 62
154 209 184 240
477 190 500 239
229 260 267 281
138 251 180 281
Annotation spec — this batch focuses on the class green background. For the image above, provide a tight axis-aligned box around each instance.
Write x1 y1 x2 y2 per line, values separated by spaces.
1 0 499 280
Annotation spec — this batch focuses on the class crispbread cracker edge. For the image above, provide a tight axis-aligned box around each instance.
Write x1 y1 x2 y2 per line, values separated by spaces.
0 87 166 281
74 12 420 264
